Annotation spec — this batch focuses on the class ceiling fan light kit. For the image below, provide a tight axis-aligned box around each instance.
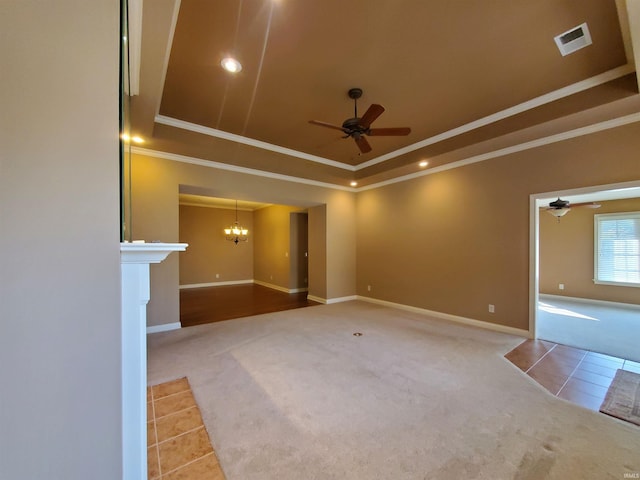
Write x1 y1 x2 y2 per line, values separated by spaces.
545 197 601 222
309 88 411 154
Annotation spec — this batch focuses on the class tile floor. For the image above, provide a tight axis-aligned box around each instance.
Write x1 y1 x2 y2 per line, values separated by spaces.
147 377 226 480
506 339 640 411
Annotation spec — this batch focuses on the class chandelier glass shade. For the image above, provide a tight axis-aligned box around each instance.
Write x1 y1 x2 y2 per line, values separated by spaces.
224 200 249 244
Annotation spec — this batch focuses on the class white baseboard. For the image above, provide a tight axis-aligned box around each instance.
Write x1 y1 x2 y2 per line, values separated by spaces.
326 295 358 304
357 296 531 338
147 322 181 334
307 295 326 304
179 279 253 289
254 279 308 294
307 294 358 304
289 287 309 293
539 293 640 311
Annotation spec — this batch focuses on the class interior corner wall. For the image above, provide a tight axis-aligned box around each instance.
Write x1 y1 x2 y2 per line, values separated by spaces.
326 191 357 299
356 121 640 331
290 212 309 290
308 204 328 299
540 197 640 304
131 153 356 326
0 1 121 478
253 205 303 290
179 205 254 285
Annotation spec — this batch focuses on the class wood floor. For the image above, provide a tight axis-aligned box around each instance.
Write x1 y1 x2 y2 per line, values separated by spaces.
180 284 320 327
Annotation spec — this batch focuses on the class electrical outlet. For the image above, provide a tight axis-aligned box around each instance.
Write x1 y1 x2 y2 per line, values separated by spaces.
488 304 495 313
367 285 371 292
559 283 564 290
285 252 288 257
215 273 220 279
270 275 273 280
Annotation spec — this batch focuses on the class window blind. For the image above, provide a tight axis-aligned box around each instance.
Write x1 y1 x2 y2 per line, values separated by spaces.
594 212 640 286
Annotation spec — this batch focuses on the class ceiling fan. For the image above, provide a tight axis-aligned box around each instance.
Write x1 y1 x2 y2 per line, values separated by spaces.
544 197 601 220
309 88 411 154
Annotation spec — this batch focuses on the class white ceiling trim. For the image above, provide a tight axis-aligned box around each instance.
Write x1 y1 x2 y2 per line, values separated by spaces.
616 0 634 64
356 63 636 170
623 0 640 92
156 64 634 174
154 0 182 118
126 0 143 96
130 146 357 192
357 112 640 192
154 115 356 171
136 112 640 194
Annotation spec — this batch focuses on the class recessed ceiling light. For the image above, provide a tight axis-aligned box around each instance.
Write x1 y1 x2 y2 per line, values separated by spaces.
221 57 242 73
419 160 428 168
350 181 358 187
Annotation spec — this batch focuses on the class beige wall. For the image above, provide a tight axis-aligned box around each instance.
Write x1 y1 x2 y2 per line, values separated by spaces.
308 205 328 299
290 212 309 290
540 197 640 304
131 154 356 326
136 122 639 330
357 122 640 331
179 205 254 285
0 1 122 478
254 205 305 290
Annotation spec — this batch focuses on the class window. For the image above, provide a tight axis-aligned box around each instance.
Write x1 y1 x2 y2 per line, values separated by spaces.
594 212 640 287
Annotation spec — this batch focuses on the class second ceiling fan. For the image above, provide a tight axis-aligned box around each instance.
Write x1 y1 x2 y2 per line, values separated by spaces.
544 197 601 220
309 88 411 154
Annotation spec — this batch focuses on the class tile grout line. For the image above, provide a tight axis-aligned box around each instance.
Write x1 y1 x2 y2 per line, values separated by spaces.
157 424 206 447
160 451 216 478
156 404 198 421
154 404 198 422
153 387 191 403
524 343 557 374
151 388 162 480
556 351 589 397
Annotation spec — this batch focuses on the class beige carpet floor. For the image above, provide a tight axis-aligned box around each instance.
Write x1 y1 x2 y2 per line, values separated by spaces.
147 301 640 480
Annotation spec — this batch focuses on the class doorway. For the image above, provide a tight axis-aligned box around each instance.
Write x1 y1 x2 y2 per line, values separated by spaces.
529 180 640 360
178 196 323 326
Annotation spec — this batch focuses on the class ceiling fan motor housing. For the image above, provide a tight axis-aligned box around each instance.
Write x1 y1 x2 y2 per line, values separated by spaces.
550 198 570 209
342 117 367 135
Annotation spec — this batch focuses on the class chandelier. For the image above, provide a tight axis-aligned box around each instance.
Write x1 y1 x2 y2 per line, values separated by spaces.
224 200 249 244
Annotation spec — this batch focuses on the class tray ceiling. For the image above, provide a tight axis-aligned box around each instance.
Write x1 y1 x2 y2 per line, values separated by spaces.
131 0 640 188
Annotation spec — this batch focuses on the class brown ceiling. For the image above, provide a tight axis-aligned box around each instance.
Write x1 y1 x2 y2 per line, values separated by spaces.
131 0 639 188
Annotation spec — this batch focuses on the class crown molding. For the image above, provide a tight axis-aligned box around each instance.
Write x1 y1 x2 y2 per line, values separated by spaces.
356 63 636 170
155 64 634 174
357 112 640 191
136 111 640 193
154 115 356 171
130 146 357 192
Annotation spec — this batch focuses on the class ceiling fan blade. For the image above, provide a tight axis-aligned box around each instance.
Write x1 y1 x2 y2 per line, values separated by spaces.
368 127 411 136
359 104 385 128
354 135 372 154
571 202 602 209
309 120 346 132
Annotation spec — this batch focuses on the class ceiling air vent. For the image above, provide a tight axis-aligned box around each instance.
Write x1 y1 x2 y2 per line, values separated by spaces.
554 22 592 56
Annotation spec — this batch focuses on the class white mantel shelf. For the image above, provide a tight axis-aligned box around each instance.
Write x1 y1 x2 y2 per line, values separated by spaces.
121 242 188 263
120 242 187 480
